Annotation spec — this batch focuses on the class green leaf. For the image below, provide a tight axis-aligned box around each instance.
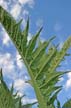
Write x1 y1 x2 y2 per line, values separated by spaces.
48 88 61 105
56 98 61 108
21 18 29 55
25 27 42 58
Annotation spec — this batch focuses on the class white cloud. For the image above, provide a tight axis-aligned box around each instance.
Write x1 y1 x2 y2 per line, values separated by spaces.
0 51 29 88
0 50 28 81
66 79 71 89
19 0 30 4
0 52 20 81
14 78 29 90
67 72 71 79
22 97 37 104
16 52 24 69
0 0 8 10
14 79 25 90
11 4 22 19
2 32 11 46
18 0 34 7
65 72 71 89
0 53 15 74
1 25 11 46
0 51 30 94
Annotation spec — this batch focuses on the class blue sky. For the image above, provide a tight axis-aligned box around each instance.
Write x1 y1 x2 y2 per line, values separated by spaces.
0 0 71 107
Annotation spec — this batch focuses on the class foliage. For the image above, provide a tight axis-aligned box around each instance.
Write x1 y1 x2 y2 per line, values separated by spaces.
0 69 35 108
0 6 71 108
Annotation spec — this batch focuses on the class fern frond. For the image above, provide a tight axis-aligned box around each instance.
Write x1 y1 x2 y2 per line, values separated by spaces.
0 6 71 108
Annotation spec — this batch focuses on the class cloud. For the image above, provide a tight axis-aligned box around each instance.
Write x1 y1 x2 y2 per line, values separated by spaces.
16 52 24 69
0 52 15 76
0 22 11 47
18 0 34 8
16 91 37 105
0 51 30 94
14 79 25 90
22 97 37 104
11 4 22 19
65 79 71 89
0 0 8 10
14 78 29 90
0 0 35 20
67 72 71 79
0 53 18 85
65 72 71 89
0 25 11 46
2 32 11 46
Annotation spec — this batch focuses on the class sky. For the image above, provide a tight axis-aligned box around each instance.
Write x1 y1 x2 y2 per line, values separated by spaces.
0 0 71 107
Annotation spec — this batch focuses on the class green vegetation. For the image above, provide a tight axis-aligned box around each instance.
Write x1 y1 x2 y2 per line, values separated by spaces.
0 6 71 108
0 69 35 108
